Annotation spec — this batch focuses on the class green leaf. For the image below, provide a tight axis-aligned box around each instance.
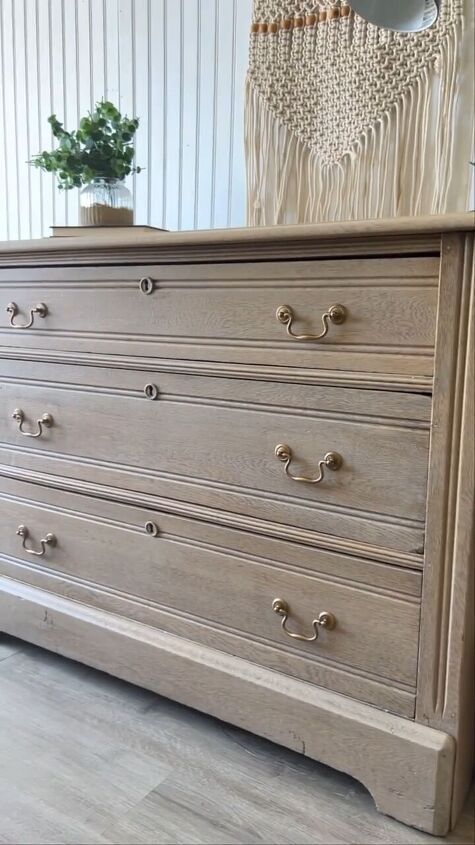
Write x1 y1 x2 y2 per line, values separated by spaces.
30 99 142 188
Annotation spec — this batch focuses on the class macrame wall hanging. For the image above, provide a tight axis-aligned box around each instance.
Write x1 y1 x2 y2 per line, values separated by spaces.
245 0 473 225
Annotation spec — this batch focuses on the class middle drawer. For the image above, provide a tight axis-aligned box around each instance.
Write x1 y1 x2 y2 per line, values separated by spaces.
0 359 431 556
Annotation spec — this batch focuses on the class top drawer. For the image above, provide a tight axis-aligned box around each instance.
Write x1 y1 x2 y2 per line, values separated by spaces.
0 257 438 377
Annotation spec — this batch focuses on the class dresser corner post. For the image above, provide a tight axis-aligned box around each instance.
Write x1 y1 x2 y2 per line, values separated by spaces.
416 229 475 828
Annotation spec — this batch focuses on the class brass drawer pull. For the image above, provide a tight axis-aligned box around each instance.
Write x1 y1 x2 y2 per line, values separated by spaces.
276 303 346 341
272 598 336 642
12 409 54 438
6 301 48 328
275 444 342 484
16 524 57 557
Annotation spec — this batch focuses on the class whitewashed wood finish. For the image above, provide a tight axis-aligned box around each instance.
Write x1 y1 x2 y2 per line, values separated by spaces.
1 639 473 845
0 470 421 718
0 477 421 711
0 212 472 265
0 216 473 836
0 362 431 533
0 257 439 376
0 0 251 240
0 563 418 719
416 233 475 826
0 458 429 568
0 578 456 836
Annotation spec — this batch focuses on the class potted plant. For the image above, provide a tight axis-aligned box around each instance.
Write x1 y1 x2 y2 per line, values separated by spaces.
30 100 141 226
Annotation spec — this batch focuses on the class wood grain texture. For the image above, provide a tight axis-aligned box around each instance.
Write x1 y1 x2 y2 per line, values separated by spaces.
0 478 421 696
0 357 433 421
0 363 431 528
0 210 473 252
1 637 473 845
417 233 475 825
0 581 456 835
0 459 427 565
0 554 417 719
0 216 473 836
0 234 445 266
0 257 438 376
0 345 435 391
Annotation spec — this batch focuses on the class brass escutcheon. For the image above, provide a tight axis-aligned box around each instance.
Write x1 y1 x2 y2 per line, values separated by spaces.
144 384 159 400
145 521 159 537
139 277 155 295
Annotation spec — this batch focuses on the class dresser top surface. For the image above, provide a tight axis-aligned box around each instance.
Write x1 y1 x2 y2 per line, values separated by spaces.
0 212 473 266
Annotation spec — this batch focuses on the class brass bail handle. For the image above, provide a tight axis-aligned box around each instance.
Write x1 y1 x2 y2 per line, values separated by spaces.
6 302 48 329
275 444 342 484
16 525 57 557
12 409 54 438
276 303 346 342
272 598 336 642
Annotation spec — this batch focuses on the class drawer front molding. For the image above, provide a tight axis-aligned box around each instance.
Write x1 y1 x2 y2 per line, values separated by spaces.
0 461 426 568
0 478 421 693
0 258 438 376
0 367 430 532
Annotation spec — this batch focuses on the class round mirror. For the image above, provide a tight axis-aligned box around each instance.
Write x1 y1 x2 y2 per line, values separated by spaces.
350 0 439 32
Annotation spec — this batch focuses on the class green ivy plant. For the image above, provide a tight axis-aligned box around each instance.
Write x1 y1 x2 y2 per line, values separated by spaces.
30 100 141 190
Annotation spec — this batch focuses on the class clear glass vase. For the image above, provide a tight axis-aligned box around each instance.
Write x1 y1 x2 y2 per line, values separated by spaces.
79 178 133 226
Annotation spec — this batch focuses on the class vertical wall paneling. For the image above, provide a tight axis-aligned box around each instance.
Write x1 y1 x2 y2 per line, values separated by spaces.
50 0 68 228
0 0 252 239
11 1 29 239
63 0 79 226
90 0 106 103
213 0 234 228
229 2 250 228
0 2 7 239
163 0 181 230
148 0 165 228
132 0 149 224
1 0 20 239
37 0 54 234
181 0 198 231
195 0 217 230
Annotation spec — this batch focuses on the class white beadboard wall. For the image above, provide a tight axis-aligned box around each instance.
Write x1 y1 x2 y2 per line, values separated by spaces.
0 0 252 239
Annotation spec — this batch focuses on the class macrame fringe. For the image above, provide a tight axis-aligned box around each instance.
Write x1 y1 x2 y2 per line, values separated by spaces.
245 13 470 225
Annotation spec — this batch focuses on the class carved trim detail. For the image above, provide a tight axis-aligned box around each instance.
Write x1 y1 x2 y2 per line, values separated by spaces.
0 462 424 569
0 347 434 391
0 233 443 267
417 233 475 727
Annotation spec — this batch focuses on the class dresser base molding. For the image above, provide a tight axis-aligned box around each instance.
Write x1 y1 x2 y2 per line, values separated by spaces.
0 576 455 836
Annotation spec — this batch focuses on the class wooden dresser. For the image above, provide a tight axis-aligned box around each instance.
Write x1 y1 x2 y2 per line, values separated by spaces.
0 215 473 835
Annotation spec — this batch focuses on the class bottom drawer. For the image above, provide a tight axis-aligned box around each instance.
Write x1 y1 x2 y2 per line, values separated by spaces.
0 475 421 716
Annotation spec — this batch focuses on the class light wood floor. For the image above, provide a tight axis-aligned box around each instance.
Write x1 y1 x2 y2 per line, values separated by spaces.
0 635 473 845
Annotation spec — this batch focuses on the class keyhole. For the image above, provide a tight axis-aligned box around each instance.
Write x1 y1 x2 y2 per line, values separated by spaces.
139 277 154 295
144 383 159 400
145 521 159 537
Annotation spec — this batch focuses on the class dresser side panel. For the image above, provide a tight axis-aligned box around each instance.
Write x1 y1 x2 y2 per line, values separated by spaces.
416 232 475 820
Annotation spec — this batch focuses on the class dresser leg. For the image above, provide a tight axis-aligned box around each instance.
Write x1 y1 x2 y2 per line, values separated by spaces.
366 760 454 836
0 576 457 836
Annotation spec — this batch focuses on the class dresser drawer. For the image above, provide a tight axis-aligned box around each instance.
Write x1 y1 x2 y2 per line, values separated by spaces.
0 360 431 554
0 257 438 376
0 476 420 715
